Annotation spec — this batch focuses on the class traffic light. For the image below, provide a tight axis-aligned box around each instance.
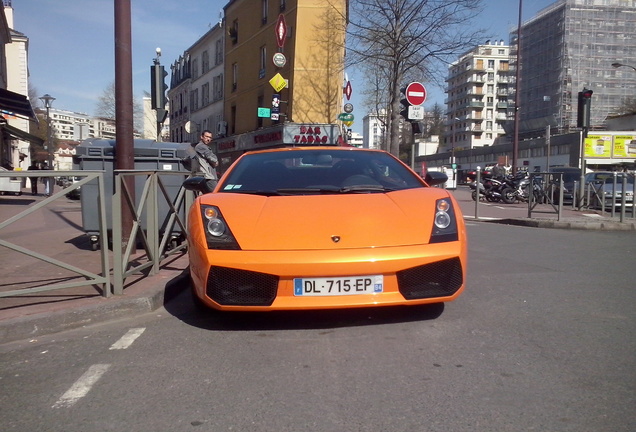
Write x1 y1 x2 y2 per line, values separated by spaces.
150 64 168 110
399 87 410 119
577 88 593 128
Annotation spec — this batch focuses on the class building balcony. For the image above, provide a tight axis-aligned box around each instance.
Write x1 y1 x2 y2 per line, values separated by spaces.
469 101 485 108
496 102 509 109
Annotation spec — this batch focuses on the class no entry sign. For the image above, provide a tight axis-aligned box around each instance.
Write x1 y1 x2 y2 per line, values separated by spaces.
405 82 427 106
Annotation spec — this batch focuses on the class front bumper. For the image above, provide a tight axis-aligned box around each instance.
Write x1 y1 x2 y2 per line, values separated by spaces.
189 243 466 311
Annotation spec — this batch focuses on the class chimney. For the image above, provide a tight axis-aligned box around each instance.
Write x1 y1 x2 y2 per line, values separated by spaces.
3 0 13 29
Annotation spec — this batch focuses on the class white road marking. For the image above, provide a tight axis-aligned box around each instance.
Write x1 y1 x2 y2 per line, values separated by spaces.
109 328 146 350
52 364 111 408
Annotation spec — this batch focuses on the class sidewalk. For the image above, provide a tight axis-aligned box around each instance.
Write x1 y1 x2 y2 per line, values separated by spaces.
1 185 635 344
0 192 190 344
451 185 636 231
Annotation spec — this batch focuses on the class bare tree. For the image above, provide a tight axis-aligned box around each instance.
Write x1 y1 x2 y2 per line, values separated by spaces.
292 3 346 124
96 81 143 132
347 0 486 157
616 96 636 115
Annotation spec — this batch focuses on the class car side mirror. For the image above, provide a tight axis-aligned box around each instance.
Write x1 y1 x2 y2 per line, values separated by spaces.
182 176 209 193
425 171 448 186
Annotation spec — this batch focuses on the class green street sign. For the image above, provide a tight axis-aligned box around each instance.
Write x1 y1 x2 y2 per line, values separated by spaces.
258 107 271 118
337 113 354 122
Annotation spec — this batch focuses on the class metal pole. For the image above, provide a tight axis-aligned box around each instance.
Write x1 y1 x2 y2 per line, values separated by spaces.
115 0 135 252
512 0 523 175
46 105 53 196
578 131 586 209
545 124 550 171
474 167 481 220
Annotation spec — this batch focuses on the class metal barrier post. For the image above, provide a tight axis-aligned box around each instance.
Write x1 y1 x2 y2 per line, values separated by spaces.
611 172 617 219
620 175 626 223
474 167 481 220
112 173 124 295
148 173 160 275
558 175 563 221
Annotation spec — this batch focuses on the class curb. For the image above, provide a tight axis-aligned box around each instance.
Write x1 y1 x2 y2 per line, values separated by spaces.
480 217 636 231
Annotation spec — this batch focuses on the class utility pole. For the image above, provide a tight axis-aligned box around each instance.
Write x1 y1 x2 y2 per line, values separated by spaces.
114 0 135 250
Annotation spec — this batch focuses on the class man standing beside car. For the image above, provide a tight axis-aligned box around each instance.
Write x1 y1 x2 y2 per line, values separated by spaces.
192 130 218 193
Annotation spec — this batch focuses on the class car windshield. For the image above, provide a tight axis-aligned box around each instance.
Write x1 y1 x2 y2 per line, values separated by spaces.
219 149 425 195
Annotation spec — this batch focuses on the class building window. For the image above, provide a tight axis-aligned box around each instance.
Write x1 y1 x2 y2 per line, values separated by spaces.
202 83 209 106
232 63 238 91
257 95 264 128
202 51 209 73
259 45 267 78
215 39 223 65
262 0 268 24
229 19 239 44
192 59 199 80
213 74 224 101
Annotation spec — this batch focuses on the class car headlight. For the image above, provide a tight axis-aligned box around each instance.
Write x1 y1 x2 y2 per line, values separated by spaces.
430 198 458 243
200 205 240 250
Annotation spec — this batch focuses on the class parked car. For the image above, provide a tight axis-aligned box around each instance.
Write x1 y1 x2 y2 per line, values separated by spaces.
548 167 582 205
584 171 634 209
183 146 467 313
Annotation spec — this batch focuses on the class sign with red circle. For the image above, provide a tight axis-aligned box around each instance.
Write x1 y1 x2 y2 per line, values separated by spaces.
405 82 427 106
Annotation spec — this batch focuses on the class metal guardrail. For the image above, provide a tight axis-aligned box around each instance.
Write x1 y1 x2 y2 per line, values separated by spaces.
0 169 194 298
111 170 194 295
0 170 111 297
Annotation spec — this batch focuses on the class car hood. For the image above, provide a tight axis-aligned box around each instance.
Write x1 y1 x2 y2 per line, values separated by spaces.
198 188 453 250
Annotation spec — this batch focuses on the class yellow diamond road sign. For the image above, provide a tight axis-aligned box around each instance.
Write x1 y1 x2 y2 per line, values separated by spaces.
269 73 287 92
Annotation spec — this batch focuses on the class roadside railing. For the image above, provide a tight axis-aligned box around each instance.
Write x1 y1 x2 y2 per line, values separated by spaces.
0 169 194 298
111 170 194 295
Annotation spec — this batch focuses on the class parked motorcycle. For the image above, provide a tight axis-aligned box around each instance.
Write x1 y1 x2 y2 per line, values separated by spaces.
469 175 508 203
500 172 544 204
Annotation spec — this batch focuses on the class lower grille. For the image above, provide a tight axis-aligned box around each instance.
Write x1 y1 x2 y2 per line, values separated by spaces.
396 258 463 300
206 266 279 306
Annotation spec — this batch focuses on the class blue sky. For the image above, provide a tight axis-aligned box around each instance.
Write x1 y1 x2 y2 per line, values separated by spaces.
12 0 556 133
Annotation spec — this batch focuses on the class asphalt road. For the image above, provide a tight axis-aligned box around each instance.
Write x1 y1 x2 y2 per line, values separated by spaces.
1 222 634 432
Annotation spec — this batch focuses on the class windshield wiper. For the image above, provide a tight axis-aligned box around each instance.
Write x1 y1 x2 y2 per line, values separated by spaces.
339 185 395 193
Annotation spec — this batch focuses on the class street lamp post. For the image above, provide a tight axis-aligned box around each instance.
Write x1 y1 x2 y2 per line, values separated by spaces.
612 62 636 72
39 93 55 196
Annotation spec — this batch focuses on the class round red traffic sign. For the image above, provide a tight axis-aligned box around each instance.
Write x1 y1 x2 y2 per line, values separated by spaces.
405 82 426 106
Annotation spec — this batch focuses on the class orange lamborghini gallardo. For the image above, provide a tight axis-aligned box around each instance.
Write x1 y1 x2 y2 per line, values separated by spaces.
183 146 466 312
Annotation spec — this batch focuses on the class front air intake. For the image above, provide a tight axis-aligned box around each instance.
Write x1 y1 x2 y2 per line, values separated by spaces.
396 258 463 300
206 266 279 306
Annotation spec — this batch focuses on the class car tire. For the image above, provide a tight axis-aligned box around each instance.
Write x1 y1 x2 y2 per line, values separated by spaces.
501 187 516 204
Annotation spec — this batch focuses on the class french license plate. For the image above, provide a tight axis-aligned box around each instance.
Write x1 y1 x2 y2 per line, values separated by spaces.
294 275 383 296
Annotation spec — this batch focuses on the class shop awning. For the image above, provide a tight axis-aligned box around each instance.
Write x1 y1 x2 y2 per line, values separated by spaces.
0 88 36 120
0 123 44 145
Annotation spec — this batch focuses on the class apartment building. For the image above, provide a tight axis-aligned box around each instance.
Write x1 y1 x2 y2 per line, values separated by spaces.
0 0 39 172
222 0 347 135
445 41 512 152
512 0 636 133
168 23 225 144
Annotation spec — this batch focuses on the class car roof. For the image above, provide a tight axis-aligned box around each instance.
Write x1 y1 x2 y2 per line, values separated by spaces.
242 146 387 156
